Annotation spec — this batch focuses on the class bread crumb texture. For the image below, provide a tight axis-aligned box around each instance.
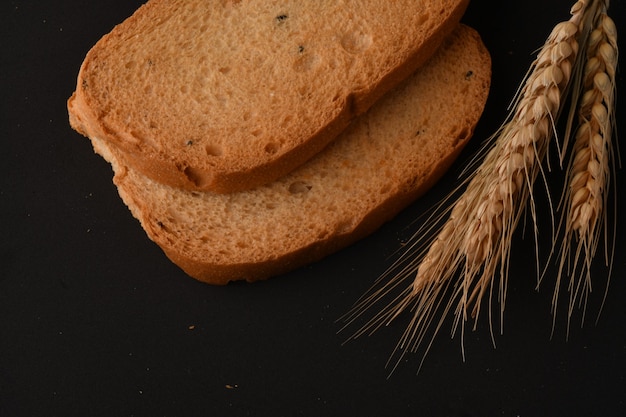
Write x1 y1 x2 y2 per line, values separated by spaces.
94 25 491 284
71 0 470 192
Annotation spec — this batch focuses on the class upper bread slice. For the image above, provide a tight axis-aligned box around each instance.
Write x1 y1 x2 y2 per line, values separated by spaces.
90 25 491 285
68 0 469 193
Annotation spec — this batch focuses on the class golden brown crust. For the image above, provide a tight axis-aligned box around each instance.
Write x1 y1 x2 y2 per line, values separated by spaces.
164 130 478 285
69 0 470 194
88 25 492 285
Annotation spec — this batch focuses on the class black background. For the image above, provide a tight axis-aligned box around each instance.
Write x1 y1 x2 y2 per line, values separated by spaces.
2 1 625 416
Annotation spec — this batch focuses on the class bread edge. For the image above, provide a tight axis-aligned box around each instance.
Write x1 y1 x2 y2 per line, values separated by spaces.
68 0 471 194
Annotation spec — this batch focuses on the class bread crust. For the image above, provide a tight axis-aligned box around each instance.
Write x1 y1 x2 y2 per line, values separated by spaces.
89 25 492 285
69 0 470 193
162 138 472 285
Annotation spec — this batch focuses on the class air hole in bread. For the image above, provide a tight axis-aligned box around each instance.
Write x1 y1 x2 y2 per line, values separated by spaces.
416 12 429 25
184 166 209 187
293 53 320 72
454 127 471 146
288 181 312 194
280 115 293 128
340 31 373 54
166 209 183 224
264 142 279 154
218 66 231 74
317 230 330 240
217 249 231 257
129 130 145 143
156 220 170 233
336 219 354 234
205 144 223 156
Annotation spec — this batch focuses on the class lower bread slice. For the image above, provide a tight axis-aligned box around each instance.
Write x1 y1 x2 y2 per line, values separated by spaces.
90 25 491 285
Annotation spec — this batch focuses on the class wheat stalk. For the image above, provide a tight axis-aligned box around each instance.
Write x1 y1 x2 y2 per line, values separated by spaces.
552 5 618 334
341 0 599 374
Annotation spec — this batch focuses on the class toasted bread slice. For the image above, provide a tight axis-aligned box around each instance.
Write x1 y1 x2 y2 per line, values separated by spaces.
68 0 469 193
89 25 491 285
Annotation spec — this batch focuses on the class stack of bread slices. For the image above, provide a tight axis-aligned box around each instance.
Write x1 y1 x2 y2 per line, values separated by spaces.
68 0 492 284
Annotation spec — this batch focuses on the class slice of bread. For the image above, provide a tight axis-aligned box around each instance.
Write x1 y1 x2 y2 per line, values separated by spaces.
89 25 491 285
68 0 470 193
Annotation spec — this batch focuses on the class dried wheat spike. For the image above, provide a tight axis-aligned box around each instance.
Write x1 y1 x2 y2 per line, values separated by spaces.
415 0 583 334
341 0 592 374
554 6 618 332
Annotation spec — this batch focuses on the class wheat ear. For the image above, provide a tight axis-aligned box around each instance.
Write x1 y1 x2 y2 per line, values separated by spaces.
341 0 590 373
553 5 618 333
